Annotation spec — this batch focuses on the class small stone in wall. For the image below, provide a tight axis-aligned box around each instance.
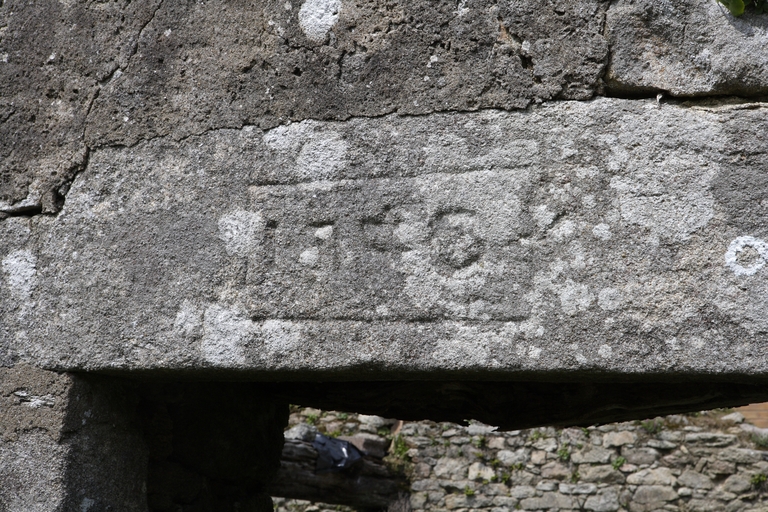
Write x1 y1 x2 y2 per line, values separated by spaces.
677 469 713 490
626 467 676 486
631 485 678 505
467 462 495 482
579 465 626 484
583 488 620 512
721 412 745 424
603 431 636 448
722 474 752 494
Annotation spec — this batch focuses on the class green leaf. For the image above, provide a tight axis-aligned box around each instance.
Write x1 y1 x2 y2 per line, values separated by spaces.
719 0 746 16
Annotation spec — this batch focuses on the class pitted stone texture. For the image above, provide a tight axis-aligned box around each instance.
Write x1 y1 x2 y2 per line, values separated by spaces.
1 0 609 214
2 98 768 377
0 0 161 215
0 367 148 512
606 0 768 97
85 0 609 147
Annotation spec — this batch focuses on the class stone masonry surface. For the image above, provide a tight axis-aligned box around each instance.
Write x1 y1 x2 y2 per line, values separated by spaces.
2 0 767 216
2 98 768 377
274 407 768 512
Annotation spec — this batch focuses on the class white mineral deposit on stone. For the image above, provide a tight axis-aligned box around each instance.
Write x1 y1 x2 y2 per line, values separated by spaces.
533 204 556 228
217 210 266 257
559 280 593 316
592 223 612 240
549 219 575 241
1 249 37 299
299 247 319 266
295 132 348 180
598 344 613 359
597 287 622 311
298 0 341 42
725 236 768 276
201 305 249 365
314 225 333 239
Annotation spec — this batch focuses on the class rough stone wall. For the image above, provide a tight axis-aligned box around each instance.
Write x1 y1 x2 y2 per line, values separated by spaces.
3 0 768 506
0 366 148 512
2 0 767 217
2 0 768 396
274 408 768 512
0 367 289 512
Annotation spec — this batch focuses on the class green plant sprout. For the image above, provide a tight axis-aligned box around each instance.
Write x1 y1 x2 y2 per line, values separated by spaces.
612 456 627 470
640 419 663 435
718 0 768 16
392 435 409 459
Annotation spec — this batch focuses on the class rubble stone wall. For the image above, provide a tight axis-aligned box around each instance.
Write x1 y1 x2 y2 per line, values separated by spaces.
275 408 768 512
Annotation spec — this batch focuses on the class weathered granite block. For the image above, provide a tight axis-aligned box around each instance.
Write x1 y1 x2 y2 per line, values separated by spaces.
3 99 768 382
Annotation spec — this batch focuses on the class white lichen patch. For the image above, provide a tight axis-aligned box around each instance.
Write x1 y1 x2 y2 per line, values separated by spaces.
2 249 37 299
598 288 622 311
725 236 768 276
217 210 266 257
201 305 249 365
295 131 348 180
264 123 348 181
597 344 613 359
548 219 576 241
592 223 612 240
533 205 556 229
299 247 320 266
298 0 341 42
558 280 593 316
432 324 492 367
314 225 334 240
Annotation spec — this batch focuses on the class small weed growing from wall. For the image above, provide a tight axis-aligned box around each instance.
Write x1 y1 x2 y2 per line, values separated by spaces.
640 419 663 435
718 0 768 16
612 456 627 470
751 473 767 488
305 414 319 425
463 486 475 497
752 433 768 449
392 435 409 459
557 446 571 462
